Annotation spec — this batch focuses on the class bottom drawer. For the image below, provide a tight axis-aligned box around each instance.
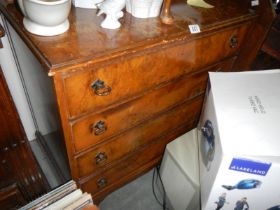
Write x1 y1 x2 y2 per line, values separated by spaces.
78 96 204 197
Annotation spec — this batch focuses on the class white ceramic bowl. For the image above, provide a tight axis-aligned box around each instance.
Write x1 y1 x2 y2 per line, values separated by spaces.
18 0 71 36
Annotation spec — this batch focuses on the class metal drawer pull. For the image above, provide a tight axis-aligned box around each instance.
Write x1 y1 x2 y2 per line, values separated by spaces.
97 178 107 188
229 35 238 48
95 152 107 165
91 120 107 135
91 79 111 96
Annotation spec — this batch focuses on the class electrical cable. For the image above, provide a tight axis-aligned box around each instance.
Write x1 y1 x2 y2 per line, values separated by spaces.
152 168 164 207
156 165 169 210
152 166 170 210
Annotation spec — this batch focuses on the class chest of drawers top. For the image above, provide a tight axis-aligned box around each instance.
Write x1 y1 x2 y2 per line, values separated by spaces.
0 0 257 74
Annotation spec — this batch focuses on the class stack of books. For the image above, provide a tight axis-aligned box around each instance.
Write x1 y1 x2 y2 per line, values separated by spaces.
19 180 94 210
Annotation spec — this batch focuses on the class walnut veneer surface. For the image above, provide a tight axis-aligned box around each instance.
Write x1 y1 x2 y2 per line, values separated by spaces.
0 0 275 203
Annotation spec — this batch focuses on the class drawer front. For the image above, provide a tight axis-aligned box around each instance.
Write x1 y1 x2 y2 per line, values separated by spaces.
71 70 206 153
63 24 249 118
71 58 235 153
79 119 195 196
76 96 204 178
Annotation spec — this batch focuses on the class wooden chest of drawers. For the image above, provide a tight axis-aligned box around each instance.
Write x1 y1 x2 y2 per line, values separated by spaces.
0 0 275 203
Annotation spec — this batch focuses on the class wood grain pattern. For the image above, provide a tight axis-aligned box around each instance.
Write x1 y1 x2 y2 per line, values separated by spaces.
76 95 203 178
0 0 257 73
72 70 208 153
63 24 248 119
71 58 234 154
0 0 275 203
79 117 199 202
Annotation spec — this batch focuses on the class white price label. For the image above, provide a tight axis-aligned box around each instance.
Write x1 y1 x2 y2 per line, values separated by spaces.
188 24 201 34
251 0 259 6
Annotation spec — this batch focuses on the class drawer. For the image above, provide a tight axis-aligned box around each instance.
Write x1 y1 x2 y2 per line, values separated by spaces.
70 58 235 153
76 96 204 178
63 24 249 118
79 119 195 196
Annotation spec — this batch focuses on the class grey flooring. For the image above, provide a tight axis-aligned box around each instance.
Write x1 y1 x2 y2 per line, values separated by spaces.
30 131 71 189
99 169 164 210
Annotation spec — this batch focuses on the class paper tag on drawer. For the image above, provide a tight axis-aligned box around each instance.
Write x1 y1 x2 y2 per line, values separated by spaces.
188 24 201 34
251 0 259 6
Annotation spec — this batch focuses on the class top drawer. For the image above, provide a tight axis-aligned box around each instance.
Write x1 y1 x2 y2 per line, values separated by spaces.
62 24 250 118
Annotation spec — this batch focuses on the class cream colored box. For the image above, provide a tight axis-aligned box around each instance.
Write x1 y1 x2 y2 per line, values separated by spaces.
160 129 200 210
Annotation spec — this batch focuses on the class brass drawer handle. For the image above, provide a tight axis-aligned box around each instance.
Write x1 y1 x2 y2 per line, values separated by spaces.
91 79 112 96
229 35 238 48
97 178 107 188
95 152 107 165
91 120 107 135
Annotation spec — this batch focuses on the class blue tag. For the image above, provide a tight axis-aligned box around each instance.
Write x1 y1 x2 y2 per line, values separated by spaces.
229 158 271 176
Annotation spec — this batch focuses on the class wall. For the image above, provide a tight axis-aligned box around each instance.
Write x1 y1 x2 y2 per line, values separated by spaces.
0 15 36 140
0 15 59 140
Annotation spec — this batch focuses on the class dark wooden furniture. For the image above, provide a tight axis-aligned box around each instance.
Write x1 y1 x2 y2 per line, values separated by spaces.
0 70 49 209
0 25 49 208
262 14 280 61
0 0 275 203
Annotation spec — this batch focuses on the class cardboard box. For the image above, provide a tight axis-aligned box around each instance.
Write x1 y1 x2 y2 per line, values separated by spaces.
198 70 280 210
160 129 200 210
